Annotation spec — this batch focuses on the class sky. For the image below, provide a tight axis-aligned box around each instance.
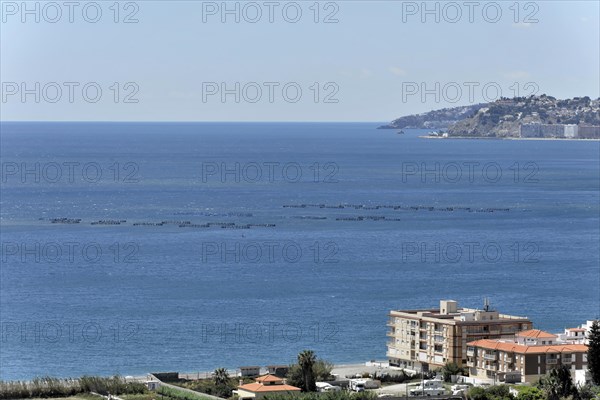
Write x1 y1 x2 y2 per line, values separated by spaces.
1 0 599 122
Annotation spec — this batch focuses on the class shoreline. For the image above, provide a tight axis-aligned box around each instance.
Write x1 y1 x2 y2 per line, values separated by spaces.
1 361 393 383
418 135 600 141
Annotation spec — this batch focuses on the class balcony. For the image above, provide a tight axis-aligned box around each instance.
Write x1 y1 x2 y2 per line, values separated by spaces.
466 360 475 368
546 358 558 365
484 353 497 361
562 357 573 364
467 349 475 357
387 350 403 358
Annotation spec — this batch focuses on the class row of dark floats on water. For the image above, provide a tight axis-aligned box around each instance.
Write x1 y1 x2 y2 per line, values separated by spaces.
43 217 274 230
282 203 511 212
41 204 510 228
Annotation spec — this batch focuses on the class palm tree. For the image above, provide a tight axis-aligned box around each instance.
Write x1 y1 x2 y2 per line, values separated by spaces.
213 368 230 387
297 350 317 392
539 365 577 400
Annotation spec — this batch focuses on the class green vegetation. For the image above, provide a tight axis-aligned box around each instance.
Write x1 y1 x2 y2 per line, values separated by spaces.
212 369 229 388
211 368 231 398
577 384 600 400
0 376 146 400
468 385 514 400
298 350 317 392
263 391 375 400
589 321 600 385
287 359 333 387
440 362 467 382
514 386 545 400
79 376 146 396
312 360 334 383
370 369 430 385
120 394 158 400
0 377 81 399
169 375 251 399
465 366 600 400
286 351 333 392
538 365 578 400
157 386 211 400
28 396 101 400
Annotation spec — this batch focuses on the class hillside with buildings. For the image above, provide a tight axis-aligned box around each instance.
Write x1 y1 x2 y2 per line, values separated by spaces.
381 95 600 138
379 104 485 130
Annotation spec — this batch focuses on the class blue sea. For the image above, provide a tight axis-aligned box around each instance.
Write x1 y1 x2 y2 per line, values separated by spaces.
0 122 599 381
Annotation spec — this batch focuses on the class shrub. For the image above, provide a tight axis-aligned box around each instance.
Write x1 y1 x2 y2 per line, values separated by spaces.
0 375 145 399
468 386 488 400
515 386 544 400
158 385 212 400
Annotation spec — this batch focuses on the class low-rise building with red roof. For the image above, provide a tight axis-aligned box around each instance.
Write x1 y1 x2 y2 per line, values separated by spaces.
467 330 588 384
235 374 301 400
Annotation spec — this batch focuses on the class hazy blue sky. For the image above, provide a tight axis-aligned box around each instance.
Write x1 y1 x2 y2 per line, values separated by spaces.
1 0 599 121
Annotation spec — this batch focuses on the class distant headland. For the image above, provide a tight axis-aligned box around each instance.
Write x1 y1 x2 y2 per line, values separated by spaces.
379 95 600 139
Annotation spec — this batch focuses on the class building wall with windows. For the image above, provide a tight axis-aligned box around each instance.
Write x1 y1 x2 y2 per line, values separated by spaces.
467 338 588 383
387 300 532 371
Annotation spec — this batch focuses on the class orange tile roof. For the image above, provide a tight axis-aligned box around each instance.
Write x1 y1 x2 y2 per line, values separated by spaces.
567 328 586 332
516 329 557 339
238 383 301 393
468 339 588 354
255 375 283 383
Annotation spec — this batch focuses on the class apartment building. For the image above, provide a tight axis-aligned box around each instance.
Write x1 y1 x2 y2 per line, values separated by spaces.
558 320 597 344
467 330 588 384
387 300 532 372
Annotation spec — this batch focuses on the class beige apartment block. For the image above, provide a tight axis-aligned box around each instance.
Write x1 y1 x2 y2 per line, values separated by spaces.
387 300 532 372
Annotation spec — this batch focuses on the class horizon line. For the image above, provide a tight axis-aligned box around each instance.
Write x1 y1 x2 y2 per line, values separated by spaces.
0 120 388 124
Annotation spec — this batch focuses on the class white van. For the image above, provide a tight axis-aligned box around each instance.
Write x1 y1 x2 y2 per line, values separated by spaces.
409 379 446 396
451 384 469 395
349 379 366 392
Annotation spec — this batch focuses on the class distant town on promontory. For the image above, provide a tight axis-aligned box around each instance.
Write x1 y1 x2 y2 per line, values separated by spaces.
380 95 600 139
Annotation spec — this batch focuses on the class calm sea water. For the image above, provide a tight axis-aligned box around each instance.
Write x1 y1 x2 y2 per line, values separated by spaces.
0 122 599 380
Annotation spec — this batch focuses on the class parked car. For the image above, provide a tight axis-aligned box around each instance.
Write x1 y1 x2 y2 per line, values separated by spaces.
316 382 342 392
